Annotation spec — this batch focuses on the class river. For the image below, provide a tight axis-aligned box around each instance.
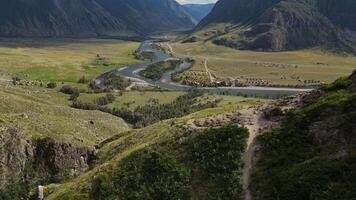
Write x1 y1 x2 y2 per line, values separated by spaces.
94 41 312 98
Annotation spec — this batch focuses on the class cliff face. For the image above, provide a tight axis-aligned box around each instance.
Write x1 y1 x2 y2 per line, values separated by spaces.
0 0 195 37
0 127 96 194
197 0 356 52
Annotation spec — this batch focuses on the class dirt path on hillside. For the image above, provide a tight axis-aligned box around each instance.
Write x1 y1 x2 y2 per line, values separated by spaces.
240 108 260 200
239 106 277 200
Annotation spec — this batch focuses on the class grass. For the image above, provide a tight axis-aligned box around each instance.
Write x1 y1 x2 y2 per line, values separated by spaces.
0 82 129 147
251 76 356 200
0 38 140 83
45 95 264 200
78 91 185 110
77 91 268 111
170 40 356 86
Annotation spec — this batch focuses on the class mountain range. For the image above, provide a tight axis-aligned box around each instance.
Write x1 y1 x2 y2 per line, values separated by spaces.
0 0 196 37
196 0 356 52
182 3 214 21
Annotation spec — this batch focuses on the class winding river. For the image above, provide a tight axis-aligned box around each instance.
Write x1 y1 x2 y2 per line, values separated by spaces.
94 41 312 98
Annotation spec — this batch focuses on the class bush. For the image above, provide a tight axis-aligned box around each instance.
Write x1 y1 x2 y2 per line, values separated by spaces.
90 173 115 200
188 125 248 200
71 100 98 110
322 77 352 92
60 85 80 100
114 149 190 200
78 75 88 84
47 82 57 88
104 75 131 90
95 94 116 106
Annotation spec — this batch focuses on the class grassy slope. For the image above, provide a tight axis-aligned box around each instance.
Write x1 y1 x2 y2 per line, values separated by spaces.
171 40 356 85
77 91 266 111
0 82 129 147
78 91 185 110
252 75 356 199
45 97 265 200
0 39 140 83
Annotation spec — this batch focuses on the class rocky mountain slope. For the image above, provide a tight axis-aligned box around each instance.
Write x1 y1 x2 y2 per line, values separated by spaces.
0 0 195 37
97 0 196 35
0 82 129 199
251 70 356 199
182 3 214 21
194 0 356 52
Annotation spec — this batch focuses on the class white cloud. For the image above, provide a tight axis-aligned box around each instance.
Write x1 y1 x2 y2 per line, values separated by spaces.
177 0 217 4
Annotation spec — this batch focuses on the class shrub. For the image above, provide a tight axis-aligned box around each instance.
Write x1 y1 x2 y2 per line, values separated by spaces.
47 82 57 88
90 173 115 200
114 149 190 200
95 94 116 106
188 125 248 200
71 100 98 110
60 85 80 100
78 75 88 84
322 77 352 92
104 75 131 90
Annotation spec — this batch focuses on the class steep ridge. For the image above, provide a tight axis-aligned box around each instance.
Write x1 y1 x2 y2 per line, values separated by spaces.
251 70 356 199
195 0 356 52
0 0 195 37
97 0 196 35
0 0 126 37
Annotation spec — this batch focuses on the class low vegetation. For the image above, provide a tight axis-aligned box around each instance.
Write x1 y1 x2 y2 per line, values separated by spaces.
74 90 220 128
252 72 356 199
139 59 182 81
60 85 80 100
45 123 248 200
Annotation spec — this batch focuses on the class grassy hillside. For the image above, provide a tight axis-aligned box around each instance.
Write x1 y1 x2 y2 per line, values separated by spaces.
0 82 129 146
43 97 266 200
0 39 140 83
0 80 131 199
251 71 356 199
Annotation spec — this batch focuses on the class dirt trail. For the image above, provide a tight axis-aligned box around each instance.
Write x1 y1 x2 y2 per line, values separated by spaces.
239 106 276 200
240 108 260 200
204 59 215 83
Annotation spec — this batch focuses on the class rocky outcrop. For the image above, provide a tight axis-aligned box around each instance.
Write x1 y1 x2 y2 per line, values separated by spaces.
0 126 97 193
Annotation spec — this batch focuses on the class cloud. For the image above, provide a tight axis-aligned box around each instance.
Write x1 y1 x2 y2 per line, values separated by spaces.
177 0 217 4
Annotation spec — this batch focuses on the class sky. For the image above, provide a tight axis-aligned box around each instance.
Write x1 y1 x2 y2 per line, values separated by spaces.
177 0 217 4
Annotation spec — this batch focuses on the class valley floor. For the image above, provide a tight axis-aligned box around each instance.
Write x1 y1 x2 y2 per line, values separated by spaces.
164 41 356 87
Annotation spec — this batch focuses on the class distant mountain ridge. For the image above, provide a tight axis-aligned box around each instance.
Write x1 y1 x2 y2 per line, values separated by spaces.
183 3 214 21
196 0 356 52
0 0 195 37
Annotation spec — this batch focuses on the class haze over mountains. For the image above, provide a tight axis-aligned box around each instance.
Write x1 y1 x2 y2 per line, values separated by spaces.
196 0 356 52
0 0 196 37
183 3 215 21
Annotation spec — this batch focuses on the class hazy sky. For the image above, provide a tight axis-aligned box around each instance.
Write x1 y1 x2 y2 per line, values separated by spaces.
177 0 217 4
